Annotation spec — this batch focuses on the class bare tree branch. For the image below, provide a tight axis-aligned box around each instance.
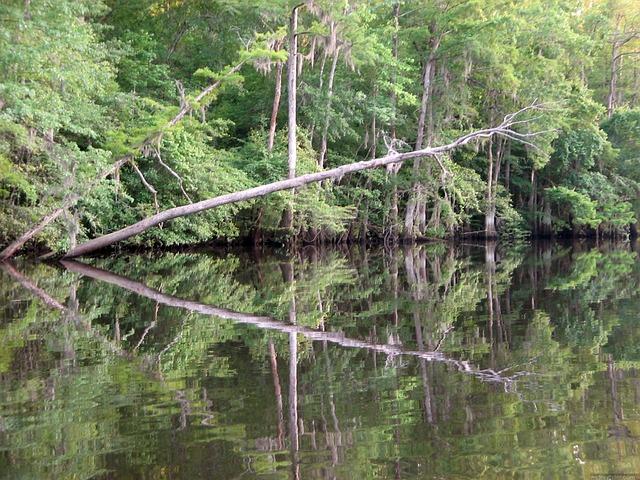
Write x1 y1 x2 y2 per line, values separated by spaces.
153 145 192 203
130 161 159 214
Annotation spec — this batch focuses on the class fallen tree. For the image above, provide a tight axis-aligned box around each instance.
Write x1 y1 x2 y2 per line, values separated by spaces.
63 106 547 257
0 61 246 260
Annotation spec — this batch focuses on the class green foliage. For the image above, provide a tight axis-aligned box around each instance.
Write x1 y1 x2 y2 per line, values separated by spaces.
2 0 640 253
2 244 640 478
545 186 600 232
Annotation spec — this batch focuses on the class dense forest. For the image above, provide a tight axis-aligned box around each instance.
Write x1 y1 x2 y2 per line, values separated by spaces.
1 0 639 256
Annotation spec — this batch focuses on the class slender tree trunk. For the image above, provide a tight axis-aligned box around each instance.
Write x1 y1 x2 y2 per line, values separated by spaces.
370 108 377 159
607 16 623 118
319 48 340 169
528 168 537 233
632 66 640 107
390 1 400 140
309 53 327 143
484 138 497 238
282 6 299 231
607 40 619 118
267 59 284 151
389 1 400 241
166 21 189 60
415 42 439 150
407 33 440 240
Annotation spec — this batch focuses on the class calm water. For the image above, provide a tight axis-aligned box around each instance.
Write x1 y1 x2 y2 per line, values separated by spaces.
1 242 640 479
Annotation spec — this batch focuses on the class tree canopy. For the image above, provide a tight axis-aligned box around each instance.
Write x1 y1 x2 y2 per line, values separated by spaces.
1 0 639 255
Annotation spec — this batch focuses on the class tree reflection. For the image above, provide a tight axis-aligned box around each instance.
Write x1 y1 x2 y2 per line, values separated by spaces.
1 241 640 478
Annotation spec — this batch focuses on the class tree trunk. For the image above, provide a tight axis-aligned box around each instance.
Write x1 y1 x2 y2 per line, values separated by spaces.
0 61 246 259
607 40 620 118
287 9 299 179
309 53 327 144
632 66 640 107
267 58 284 151
607 16 623 118
390 1 400 140
484 138 497 239
319 48 340 169
407 32 440 240
415 35 440 150
404 195 417 240
388 1 400 241
528 168 537 233
282 7 299 232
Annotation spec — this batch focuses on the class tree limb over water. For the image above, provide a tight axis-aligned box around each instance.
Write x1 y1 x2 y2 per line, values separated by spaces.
60 259 533 387
63 104 549 257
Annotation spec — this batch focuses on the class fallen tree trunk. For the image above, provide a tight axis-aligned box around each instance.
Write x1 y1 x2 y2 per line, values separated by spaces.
0 61 246 260
63 107 545 257
61 259 531 385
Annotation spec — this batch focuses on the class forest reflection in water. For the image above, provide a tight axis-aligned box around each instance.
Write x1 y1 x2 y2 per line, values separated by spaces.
1 241 640 479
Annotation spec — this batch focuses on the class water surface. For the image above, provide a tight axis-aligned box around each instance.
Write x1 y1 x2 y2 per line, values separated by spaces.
1 242 640 479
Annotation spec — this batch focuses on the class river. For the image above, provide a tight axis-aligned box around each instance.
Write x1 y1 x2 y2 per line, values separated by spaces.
1 241 639 479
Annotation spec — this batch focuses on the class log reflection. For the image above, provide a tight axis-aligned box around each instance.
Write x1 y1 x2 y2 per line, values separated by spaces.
59 260 529 385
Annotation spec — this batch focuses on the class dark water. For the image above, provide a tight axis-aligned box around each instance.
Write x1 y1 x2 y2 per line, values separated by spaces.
1 242 640 479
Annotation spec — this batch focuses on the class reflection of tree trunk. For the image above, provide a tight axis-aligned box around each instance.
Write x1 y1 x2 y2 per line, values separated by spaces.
62 281 79 368
393 364 402 479
269 340 286 448
289 331 300 478
606 355 632 440
60 260 528 384
415 312 435 424
485 242 497 368
322 339 341 466
406 246 436 424
282 260 300 477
